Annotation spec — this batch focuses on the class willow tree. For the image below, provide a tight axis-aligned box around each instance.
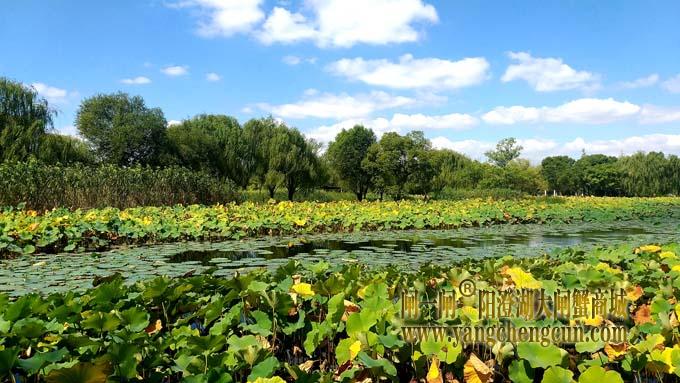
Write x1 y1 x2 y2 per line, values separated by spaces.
38 134 95 165
266 124 322 200
167 114 253 188
0 78 54 161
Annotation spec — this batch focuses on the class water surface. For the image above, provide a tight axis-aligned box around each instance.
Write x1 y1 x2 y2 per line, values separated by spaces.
2 218 678 296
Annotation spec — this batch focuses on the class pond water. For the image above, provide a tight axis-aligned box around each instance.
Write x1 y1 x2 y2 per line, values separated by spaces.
2 218 679 296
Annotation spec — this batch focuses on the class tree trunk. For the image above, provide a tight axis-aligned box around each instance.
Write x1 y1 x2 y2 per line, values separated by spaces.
355 190 363 201
268 186 276 199
287 187 295 201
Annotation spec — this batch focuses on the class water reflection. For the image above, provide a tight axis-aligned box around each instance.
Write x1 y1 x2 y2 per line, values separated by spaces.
168 226 660 265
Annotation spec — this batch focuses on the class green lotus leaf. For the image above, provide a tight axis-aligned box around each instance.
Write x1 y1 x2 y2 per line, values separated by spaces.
517 342 564 369
509 359 534 383
541 366 573 383
578 366 622 383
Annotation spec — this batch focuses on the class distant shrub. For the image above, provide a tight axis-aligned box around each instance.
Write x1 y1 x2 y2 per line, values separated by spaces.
434 187 528 200
0 161 239 209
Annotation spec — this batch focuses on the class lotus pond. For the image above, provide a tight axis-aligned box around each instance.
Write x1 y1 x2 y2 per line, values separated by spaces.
4 216 680 297
3 240 680 382
3 197 680 257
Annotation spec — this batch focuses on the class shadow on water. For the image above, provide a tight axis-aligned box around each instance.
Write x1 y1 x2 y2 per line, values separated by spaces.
169 226 655 266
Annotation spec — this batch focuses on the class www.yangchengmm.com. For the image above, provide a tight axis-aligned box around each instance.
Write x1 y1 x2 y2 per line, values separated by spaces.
401 323 629 346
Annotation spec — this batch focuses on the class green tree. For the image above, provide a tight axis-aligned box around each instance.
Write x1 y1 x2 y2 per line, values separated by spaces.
667 155 680 196
404 131 435 198
575 154 622 196
362 143 388 201
485 137 523 167
361 131 434 200
326 125 376 201
76 92 168 166
266 124 321 200
0 78 54 161
38 134 95 164
167 114 252 188
479 159 546 194
242 116 280 193
369 132 412 200
430 149 469 195
541 156 577 195
618 152 669 196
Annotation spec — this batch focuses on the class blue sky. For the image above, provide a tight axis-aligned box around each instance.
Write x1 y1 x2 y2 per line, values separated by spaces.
1 0 679 160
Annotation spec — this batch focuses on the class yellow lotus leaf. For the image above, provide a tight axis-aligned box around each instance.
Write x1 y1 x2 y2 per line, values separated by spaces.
595 262 621 274
349 340 361 361
463 353 492 383
357 286 368 299
291 283 315 297
604 343 628 360
583 315 604 326
646 347 675 374
427 356 442 383
636 245 662 254
504 267 542 289
660 251 677 259
461 306 479 321
249 377 286 383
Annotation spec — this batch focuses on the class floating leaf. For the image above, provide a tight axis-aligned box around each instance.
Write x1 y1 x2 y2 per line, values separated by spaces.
463 353 492 383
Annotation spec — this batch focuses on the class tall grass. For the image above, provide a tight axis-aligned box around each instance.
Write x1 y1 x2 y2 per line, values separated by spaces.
0 161 239 210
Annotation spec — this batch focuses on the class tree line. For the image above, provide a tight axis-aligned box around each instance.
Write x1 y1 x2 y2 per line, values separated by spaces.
2 77 679 201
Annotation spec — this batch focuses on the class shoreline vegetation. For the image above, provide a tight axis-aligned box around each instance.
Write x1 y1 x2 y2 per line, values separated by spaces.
2 197 679 257
2 78 680 210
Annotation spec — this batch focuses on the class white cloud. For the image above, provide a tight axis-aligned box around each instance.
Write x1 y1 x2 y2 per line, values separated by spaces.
501 52 600 92
262 91 416 120
257 0 438 47
430 137 494 159
305 117 398 145
258 7 317 44
618 74 659 89
205 72 221 81
482 98 641 125
31 82 78 104
120 76 151 85
662 74 680 93
282 55 316 65
305 112 477 145
327 54 489 90
639 105 680 124
431 137 558 160
389 112 478 130
161 65 189 76
167 120 182 126
563 134 680 157
57 125 79 137
282 55 302 65
481 106 542 125
168 0 264 37
432 134 680 162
